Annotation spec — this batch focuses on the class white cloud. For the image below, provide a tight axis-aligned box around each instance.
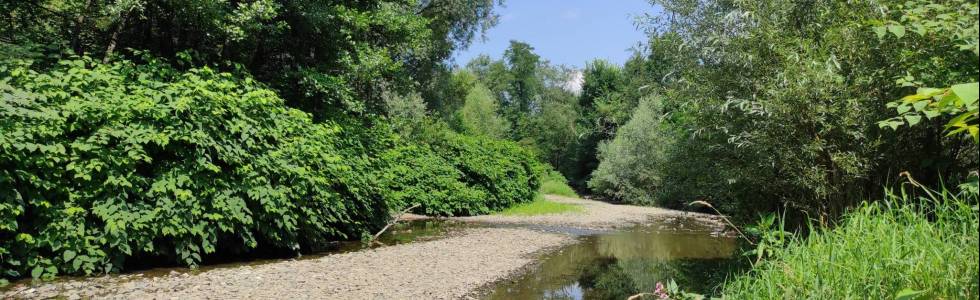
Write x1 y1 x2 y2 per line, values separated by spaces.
563 70 584 95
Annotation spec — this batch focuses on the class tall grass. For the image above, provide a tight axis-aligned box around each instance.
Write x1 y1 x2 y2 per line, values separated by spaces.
539 169 579 198
721 184 979 299
496 194 584 216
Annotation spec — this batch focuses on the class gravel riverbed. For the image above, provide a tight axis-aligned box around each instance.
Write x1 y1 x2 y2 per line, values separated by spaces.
2 196 713 299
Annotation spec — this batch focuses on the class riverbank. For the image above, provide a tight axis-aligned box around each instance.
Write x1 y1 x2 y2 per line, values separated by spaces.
457 195 720 231
2 196 718 299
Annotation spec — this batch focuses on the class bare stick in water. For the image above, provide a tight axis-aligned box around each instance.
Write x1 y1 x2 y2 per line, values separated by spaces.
370 204 421 243
689 200 755 245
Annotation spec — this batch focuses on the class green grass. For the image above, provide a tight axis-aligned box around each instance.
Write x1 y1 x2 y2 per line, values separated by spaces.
539 170 579 198
497 194 584 216
720 186 979 299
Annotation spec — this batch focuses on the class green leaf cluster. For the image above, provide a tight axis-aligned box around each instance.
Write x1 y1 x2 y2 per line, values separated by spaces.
880 83 979 143
0 56 394 279
381 131 541 216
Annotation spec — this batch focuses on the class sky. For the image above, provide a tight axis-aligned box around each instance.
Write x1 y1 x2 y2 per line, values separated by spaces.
451 0 659 69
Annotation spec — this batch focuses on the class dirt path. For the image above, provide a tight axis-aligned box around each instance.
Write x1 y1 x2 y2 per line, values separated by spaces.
2 196 706 299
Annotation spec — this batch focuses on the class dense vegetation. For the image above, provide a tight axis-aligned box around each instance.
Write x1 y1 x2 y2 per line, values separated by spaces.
1 56 392 278
0 0 547 282
723 185 978 298
577 0 979 221
1 0 977 297
409 0 978 297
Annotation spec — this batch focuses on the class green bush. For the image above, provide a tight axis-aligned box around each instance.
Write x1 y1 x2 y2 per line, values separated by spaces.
722 185 979 299
379 144 489 216
0 57 390 280
430 132 542 212
378 118 543 216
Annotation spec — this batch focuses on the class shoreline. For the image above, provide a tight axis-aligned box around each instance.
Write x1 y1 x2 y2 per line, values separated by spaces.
1 196 715 299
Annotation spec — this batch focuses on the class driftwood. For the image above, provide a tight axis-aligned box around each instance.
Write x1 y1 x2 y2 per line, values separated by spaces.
689 200 754 245
369 204 420 244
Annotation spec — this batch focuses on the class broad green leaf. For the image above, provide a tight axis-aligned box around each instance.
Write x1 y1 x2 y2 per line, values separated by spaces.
900 93 931 102
30 266 43 278
897 104 912 114
873 26 887 39
63 250 77 262
945 112 973 129
912 100 928 111
887 24 906 38
950 82 979 103
915 87 943 96
904 115 922 126
884 120 903 130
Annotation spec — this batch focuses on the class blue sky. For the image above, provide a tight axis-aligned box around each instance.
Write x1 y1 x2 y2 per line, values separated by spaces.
451 0 659 69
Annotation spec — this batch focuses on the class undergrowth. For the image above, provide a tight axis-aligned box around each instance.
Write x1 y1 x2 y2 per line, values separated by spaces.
496 194 583 216
720 182 979 299
539 169 579 198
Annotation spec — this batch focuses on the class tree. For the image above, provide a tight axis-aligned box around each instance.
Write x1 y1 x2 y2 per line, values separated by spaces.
589 96 669 205
503 40 543 113
453 84 511 138
0 0 503 120
622 0 979 218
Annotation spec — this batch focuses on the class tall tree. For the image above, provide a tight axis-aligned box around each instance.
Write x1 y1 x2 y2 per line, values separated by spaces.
1 0 503 120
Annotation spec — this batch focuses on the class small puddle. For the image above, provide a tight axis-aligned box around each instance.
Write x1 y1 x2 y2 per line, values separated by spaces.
487 217 743 299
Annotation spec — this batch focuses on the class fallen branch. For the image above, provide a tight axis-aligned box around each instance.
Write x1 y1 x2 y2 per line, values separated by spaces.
689 200 754 245
369 204 420 244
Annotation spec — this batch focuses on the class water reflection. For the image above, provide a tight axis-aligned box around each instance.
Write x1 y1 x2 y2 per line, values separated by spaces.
488 218 739 300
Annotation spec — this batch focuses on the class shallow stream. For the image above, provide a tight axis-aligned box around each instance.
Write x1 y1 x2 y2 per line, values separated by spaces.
486 217 741 299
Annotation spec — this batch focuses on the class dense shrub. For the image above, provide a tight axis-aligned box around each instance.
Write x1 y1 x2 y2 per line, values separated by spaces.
0 57 391 279
584 0 980 219
379 144 489 216
429 133 542 212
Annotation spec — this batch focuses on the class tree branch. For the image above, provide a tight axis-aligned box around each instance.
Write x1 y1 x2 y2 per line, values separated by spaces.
369 204 421 244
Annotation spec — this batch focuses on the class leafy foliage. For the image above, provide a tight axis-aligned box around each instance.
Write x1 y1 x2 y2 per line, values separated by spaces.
589 96 670 205
429 132 542 211
881 83 979 143
379 144 489 216
0 0 502 118
495 195 582 216
590 0 980 219
0 0 558 285
0 56 399 279
538 168 579 198
452 83 510 138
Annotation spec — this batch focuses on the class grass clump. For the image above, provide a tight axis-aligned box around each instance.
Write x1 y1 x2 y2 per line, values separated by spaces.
721 184 979 299
496 194 583 216
539 169 579 198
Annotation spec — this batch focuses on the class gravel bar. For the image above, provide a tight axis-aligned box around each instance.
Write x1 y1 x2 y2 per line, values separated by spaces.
3 196 711 299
